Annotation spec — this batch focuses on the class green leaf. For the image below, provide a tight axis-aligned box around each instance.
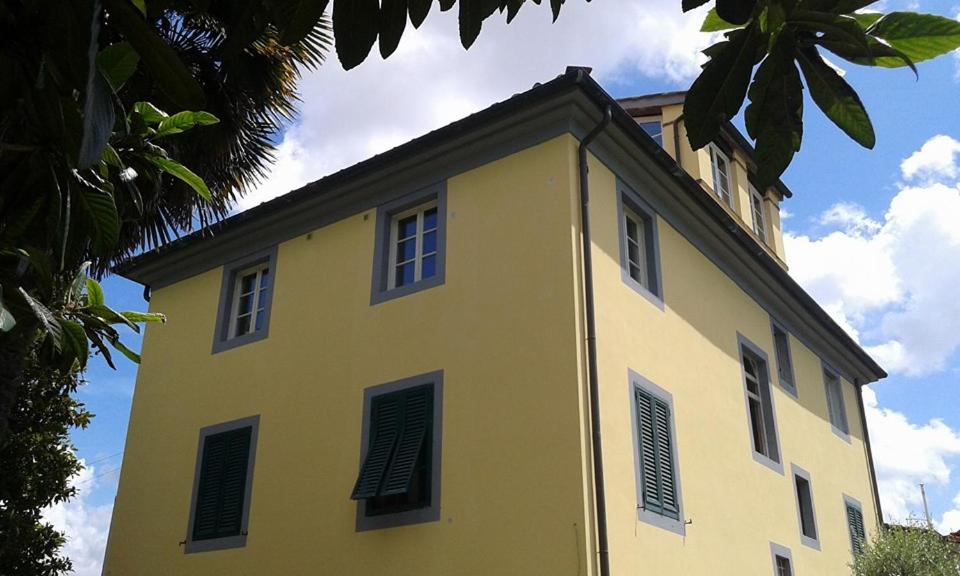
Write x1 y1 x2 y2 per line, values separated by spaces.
85 278 105 307
97 42 140 92
85 304 139 332
852 12 882 29
102 0 205 108
868 12 960 64
549 0 563 22
73 171 120 255
702 8 742 32
79 4 117 170
19 288 62 351
504 0 523 24
154 111 220 138
790 11 871 49
146 155 212 201
278 0 331 44
0 285 16 333
120 311 167 324
683 0 711 12
86 329 116 369
818 34 917 74
132 101 168 125
716 0 757 25
334 0 380 69
131 0 146 15
69 262 93 304
745 36 805 186
459 0 500 49
60 319 89 369
378 0 407 58
439 0 455 10
409 0 432 27
102 144 122 168
108 336 141 364
684 26 762 150
797 47 875 148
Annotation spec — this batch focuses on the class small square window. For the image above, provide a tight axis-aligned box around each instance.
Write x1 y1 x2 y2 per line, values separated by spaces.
353 372 443 531
185 415 259 553
212 247 277 354
770 543 793 576
824 367 850 438
751 185 767 243
371 184 447 305
617 182 663 306
709 144 733 207
775 555 792 576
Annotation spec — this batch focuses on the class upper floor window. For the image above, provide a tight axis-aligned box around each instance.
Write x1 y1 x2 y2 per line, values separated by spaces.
792 464 820 549
371 184 447 305
709 144 733 207
770 543 794 576
771 322 795 395
638 119 663 147
625 207 650 288
617 182 663 307
824 367 849 438
212 247 277 354
845 496 867 555
740 337 781 472
750 185 767 243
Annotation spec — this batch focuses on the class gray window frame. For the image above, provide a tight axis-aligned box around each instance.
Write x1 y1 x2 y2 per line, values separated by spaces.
738 334 783 475
355 371 443 531
770 542 794 576
844 494 867 556
370 183 447 305
627 369 685 535
211 246 278 354
185 415 260 554
771 319 797 397
792 463 821 550
823 362 851 441
616 179 664 309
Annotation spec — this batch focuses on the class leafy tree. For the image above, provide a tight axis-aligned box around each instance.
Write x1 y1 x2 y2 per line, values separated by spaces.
852 520 960 576
0 348 91 576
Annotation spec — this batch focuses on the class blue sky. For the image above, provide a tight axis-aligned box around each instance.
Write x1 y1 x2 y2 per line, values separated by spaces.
49 1 960 573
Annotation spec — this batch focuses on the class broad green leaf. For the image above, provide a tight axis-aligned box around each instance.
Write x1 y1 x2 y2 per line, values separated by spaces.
85 278 105 307
85 304 139 332
818 35 917 74
73 171 120 255
102 144 122 168
131 0 146 15
102 0 205 108
378 0 407 58
504 0 523 24
0 285 16 332
702 9 742 32
685 26 762 150
790 11 870 49
459 0 500 49
86 329 116 369
334 0 380 70
97 42 140 92
120 311 167 324
146 155 213 201
549 0 562 22
409 0 432 27
69 262 93 304
852 12 882 29
60 319 89 369
797 47 875 148
439 0 455 10
79 1 115 170
716 0 757 25
278 0 331 44
132 102 168 125
868 12 960 64
108 336 141 364
154 111 220 138
19 288 63 351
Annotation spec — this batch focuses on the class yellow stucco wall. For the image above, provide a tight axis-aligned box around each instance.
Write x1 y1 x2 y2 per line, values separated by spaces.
103 135 593 576
585 152 877 575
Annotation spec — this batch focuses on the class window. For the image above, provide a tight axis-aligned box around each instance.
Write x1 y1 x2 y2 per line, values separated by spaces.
751 185 767 242
186 415 259 553
845 497 867 555
740 336 781 472
824 367 849 437
770 543 793 576
371 184 447 305
353 372 443 531
771 321 795 394
792 464 819 549
617 182 663 306
212 247 277 354
709 144 733 206
629 371 684 534
638 119 663 146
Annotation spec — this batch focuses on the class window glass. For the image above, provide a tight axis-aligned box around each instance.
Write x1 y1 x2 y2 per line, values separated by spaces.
751 186 767 242
639 120 663 146
773 325 794 389
710 145 732 206
389 201 439 289
795 475 818 541
825 371 849 434
741 346 779 464
775 556 792 576
230 264 269 339
624 208 649 288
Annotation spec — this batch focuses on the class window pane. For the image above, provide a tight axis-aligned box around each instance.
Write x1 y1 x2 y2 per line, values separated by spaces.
240 273 256 294
422 230 437 255
254 309 265 331
796 476 817 539
626 217 639 243
776 556 792 576
423 208 438 231
396 262 415 287
257 287 268 310
422 255 436 280
749 398 766 454
238 293 253 315
627 240 641 266
235 315 251 337
259 268 270 289
629 263 643 283
396 238 416 263
398 215 418 239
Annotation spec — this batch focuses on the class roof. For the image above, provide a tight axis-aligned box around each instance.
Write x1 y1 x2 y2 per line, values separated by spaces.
117 67 884 382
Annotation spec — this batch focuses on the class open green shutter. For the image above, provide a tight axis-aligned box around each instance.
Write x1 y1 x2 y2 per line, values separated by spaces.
653 399 679 520
351 395 402 500
847 504 866 554
635 388 662 514
192 427 251 541
381 386 432 496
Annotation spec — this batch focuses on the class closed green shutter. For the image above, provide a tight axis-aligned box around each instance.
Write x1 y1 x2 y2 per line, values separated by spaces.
192 427 251 541
351 384 433 501
847 504 866 554
635 387 679 520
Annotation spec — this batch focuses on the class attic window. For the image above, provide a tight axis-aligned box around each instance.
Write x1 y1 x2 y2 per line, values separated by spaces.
638 119 663 147
709 144 733 207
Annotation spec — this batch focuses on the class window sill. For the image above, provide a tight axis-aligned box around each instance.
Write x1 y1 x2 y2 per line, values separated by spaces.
800 534 821 551
621 274 665 311
636 507 685 536
370 275 444 305
184 533 247 554
752 451 784 475
211 329 269 354
831 425 851 443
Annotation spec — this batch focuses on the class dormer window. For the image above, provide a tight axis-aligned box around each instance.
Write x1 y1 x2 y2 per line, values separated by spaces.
638 118 663 147
708 144 733 207
750 185 767 243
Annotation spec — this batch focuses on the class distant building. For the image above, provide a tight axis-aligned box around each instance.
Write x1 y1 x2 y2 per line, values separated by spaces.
103 68 885 575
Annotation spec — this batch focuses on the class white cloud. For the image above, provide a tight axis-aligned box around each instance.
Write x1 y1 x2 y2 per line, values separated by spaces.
900 134 960 182
863 387 960 525
938 492 960 534
786 135 960 377
238 1 717 210
42 461 115 576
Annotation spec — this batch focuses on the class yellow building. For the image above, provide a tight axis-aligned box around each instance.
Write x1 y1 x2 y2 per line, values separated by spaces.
104 68 885 576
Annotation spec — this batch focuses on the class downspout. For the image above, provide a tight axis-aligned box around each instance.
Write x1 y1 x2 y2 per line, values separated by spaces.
855 379 884 527
578 103 612 576
670 114 685 172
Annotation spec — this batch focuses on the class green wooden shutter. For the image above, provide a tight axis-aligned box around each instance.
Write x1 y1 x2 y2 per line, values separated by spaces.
635 388 663 515
653 398 679 520
381 386 432 496
192 427 251 541
351 394 403 500
847 504 866 554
